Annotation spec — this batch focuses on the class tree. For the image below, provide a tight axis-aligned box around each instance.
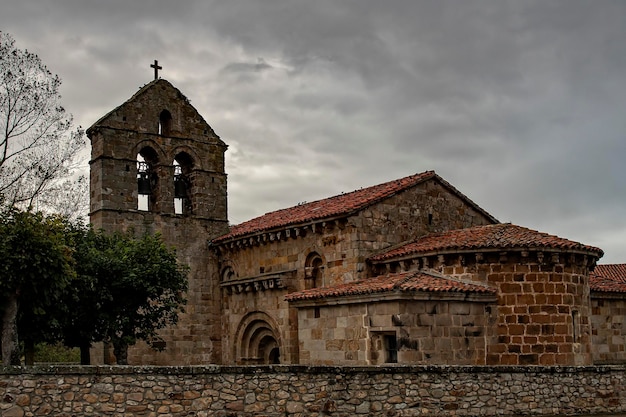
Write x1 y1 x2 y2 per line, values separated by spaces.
66 230 189 365
59 226 120 365
0 219 188 366
0 209 74 365
0 32 85 214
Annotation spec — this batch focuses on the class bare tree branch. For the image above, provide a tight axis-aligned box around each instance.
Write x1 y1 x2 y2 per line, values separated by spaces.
0 32 86 217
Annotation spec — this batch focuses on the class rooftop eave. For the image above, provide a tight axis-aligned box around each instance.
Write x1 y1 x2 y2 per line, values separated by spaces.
286 289 498 307
369 246 604 265
212 215 350 248
590 287 626 298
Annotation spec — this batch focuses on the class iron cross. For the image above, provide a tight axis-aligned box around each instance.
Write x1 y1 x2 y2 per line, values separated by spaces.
150 59 162 80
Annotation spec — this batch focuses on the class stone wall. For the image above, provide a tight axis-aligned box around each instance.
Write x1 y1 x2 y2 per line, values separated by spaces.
390 250 596 366
1 365 625 416
88 79 229 366
591 294 626 364
217 179 495 365
296 297 496 366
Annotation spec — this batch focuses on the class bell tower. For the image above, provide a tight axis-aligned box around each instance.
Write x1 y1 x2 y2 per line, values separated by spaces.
87 77 229 364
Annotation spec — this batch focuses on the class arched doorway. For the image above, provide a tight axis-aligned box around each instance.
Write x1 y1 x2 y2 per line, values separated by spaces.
235 313 281 364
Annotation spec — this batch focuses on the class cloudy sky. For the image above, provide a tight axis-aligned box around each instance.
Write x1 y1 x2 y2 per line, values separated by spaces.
2 1 625 262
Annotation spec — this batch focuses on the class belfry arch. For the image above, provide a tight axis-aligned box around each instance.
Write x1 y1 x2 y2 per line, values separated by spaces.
235 312 281 364
136 146 159 211
173 152 193 215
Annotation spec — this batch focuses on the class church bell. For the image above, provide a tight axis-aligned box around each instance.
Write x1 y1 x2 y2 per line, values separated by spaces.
174 175 188 198
137 171 151 195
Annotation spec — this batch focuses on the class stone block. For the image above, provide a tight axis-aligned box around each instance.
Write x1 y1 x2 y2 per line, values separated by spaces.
449 303 471 315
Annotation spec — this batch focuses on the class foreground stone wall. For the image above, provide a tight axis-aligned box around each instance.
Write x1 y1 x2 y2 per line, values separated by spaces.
1 365 625 416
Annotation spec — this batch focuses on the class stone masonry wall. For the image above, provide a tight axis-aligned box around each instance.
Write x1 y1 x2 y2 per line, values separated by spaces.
218 179 494 364
296 298 495 366
88 80 229 366
1 365 625 416
430 251 594 366
591 295 626 364
88 213 227 366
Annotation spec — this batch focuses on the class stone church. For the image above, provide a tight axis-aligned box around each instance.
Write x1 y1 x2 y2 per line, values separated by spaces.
87 77 626 367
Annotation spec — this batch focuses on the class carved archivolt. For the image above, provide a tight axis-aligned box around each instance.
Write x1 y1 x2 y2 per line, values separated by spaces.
234 312 281 364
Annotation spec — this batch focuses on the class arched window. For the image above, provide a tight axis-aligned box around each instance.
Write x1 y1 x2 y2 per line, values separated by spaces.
173 152 193 215
137 147 158 211
221 266 235 282
305 252 324 290
158 109 172 136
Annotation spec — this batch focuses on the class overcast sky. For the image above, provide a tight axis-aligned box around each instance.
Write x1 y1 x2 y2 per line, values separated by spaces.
2 1 625 262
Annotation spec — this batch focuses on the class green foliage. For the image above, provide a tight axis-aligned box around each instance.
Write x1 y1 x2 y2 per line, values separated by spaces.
33 343 80 363
0 209 188 365
0 208 75 364
67 228 189 363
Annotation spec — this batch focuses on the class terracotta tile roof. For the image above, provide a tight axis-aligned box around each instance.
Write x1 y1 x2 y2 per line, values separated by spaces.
214 171 496 243
590 264 626 293
370 223 604 262
284 270 496 302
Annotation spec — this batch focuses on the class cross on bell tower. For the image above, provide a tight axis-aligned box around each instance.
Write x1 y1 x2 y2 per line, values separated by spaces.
150 59 162 80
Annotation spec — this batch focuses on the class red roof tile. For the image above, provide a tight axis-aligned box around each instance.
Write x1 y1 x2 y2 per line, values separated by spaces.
214 171 496 243
285 270 496 302
215 171 436 243
590 264 626 293
370 223 603 262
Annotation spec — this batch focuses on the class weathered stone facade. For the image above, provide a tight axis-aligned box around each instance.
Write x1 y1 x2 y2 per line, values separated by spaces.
591 295 626 364
216 179 495 365
87 80 229 365
291 247 597 366
416 250 595 366
295 296 496 366
1 365 626 416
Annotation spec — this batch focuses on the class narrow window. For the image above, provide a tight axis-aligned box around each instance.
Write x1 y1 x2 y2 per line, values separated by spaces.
384 334 398 363
158 110 172 136
173 160 185 214
572 310 581 343
305 252 324 289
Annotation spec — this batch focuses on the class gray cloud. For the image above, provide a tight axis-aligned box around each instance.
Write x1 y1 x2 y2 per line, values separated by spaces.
2 0 625 261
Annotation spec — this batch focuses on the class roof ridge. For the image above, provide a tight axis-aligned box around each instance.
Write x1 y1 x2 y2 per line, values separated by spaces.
214 170 441 242
391 270 421 290
266 171 436 216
